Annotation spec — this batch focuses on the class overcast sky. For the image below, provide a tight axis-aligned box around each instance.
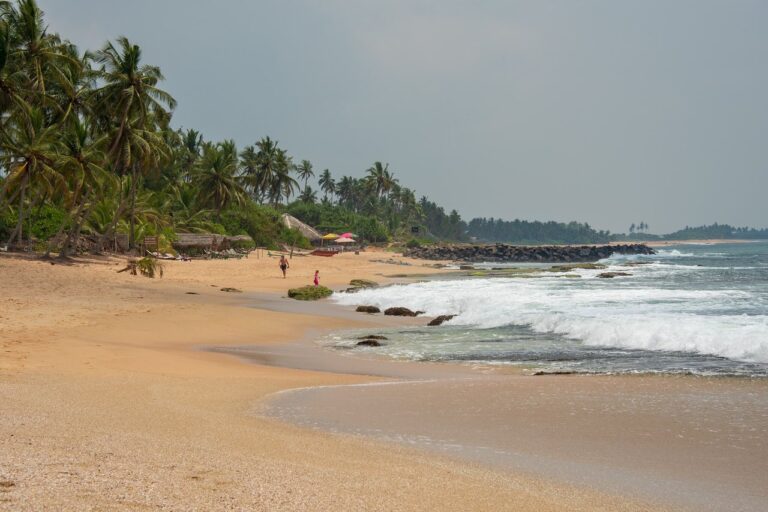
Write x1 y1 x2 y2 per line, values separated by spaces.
44 1 768 233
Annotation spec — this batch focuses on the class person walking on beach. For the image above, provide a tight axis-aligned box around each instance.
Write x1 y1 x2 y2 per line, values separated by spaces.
279 255 289 278
313 270 320 287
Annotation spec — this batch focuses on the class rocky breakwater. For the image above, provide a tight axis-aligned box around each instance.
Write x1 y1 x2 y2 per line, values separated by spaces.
404 243 654 263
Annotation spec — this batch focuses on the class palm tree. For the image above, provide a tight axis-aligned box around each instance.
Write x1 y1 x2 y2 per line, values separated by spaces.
93 36 175 249
6 0 72 97
336 175 355 208
0 12 27 117
365 161 397 198
295 159 314 189
298 185 316 204
0 102 61 245
318 168 335 202
266 148 297 205
249 136 280 203
54 117 107 256
194 140 246 217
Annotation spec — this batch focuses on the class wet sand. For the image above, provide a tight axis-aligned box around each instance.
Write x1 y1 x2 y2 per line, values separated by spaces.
219 304 768 512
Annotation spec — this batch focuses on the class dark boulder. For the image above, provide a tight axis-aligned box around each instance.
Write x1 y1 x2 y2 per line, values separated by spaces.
356 339 382 347
356 305 380 313
596 271 633 278
428 314 456 326
384 307 418 317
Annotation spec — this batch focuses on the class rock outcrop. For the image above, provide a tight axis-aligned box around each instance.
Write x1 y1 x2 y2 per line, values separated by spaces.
428 315 456 326
404 244 654 263
355 305 381 313
596 271 633 278
384 307 420 317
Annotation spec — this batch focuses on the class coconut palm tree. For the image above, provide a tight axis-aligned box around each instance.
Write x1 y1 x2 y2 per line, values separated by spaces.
266 148 297 205
194 140 246 217
365 161 397 198
53 117 107 256
295 159 314 189
0 102 61 245
318 168 334 202
92 36 175 249
6 0 72 97
0 11 27 116
298 185 316 204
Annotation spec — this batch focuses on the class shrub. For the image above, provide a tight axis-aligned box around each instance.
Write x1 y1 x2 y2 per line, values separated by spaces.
405 238 421 248
30 204 69 240
0 209 16 240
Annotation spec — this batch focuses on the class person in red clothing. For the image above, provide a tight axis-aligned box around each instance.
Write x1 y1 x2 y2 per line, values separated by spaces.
313 270 320 286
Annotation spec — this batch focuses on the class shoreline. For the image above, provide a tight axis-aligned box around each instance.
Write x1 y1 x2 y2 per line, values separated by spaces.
215 301 768 512
2 251 665 511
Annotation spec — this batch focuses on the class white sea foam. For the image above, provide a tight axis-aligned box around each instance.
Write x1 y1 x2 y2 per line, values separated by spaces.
334 267 768 363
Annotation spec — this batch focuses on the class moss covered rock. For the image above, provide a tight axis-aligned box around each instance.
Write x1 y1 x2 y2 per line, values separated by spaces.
288 285 333 300
349 279 379 288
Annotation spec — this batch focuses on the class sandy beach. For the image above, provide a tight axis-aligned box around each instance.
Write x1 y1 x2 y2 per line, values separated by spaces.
1 249 761 511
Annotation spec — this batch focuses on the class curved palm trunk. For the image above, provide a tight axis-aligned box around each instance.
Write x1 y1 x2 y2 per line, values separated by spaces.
59 192 95 258
128 165 139 250
6 172 29 247
96 178 128 253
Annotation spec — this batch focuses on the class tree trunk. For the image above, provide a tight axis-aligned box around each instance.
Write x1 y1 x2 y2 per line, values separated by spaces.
6 173 29 247
54 191 90 258
96 179 128 254
128 166 138 251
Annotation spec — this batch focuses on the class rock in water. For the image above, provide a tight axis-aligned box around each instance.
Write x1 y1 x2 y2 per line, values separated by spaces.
428 314 456 326
596 272 633 278
349 279 379 288
384 307 418 317
356 339 382 347
356 305 381 313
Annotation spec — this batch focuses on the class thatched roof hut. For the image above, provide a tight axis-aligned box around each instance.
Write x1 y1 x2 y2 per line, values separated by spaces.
281 214 322 243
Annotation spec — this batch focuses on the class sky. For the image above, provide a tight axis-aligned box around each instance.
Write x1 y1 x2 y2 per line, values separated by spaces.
43 1 768 233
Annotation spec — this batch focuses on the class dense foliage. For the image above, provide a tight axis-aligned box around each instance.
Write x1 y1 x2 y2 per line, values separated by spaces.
467 218 611 244
664 224 768 240
0 0 466 255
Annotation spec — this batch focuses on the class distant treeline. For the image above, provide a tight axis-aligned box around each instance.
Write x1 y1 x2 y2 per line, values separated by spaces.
467 219 768 245
466 218 611 244
664 223 768 240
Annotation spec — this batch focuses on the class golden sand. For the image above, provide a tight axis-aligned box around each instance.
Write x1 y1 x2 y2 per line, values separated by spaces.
1 251 672 511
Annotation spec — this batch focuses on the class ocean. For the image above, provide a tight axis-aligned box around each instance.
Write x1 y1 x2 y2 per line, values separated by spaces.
330 242 768 376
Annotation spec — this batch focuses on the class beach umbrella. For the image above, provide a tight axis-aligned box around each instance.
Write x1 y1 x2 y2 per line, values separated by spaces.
321 233 339 247
339 232 356 238
335 236 356 243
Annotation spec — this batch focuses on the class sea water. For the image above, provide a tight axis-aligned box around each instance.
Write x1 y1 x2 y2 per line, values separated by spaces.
330 242 768 376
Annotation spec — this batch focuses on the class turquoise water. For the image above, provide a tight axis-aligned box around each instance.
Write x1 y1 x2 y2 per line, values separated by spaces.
331 242 768 376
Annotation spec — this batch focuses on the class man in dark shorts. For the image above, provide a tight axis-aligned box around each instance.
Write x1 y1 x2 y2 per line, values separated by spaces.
279 255 289 278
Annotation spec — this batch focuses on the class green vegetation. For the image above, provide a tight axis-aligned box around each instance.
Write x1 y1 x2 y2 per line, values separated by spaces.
467 218 611 244
287 285 333 301
0 0 467 256
663 223 768 240
117 257 163 278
